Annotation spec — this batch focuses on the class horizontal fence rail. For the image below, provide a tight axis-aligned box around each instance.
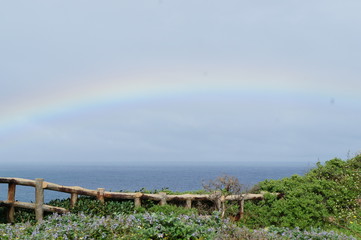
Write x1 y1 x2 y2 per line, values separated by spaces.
0 177 275 223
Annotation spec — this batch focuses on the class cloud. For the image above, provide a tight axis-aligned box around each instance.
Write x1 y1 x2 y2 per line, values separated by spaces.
1 0 361 165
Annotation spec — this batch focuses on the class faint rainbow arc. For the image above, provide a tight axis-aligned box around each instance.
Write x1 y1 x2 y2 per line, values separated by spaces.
0 72 359 135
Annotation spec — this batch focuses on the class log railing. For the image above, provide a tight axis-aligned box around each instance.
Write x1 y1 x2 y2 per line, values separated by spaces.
0 177 269 223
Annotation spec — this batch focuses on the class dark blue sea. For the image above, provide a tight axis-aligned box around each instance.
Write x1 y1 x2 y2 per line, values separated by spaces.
0 163 311 203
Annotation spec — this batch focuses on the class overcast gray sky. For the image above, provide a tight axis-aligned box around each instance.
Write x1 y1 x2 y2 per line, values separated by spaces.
1 1 361 166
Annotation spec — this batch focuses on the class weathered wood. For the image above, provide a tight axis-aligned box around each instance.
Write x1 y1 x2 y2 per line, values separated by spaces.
7 182 16 223
0 178 273 202
70 193 78 208
142 193 163 201
43 204 69 213
220 195 226 218
0 176 277 224
1 201 35 210
134 192 143 207
159 192 167 206
104 192 138 199
226 193 266 200
45 183 97 197
35 178 44 221
186 198 192 209
1 201 68 213
239 198 245 219
97 188 105 204
216 198 221 210
0 177 36 187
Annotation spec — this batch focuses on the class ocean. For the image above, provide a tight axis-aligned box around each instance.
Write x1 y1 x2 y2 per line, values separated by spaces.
0 163 311 203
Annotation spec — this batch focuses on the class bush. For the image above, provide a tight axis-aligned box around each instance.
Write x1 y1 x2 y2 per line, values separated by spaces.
49 196 135 216
147 204 198 216
244 155 361 234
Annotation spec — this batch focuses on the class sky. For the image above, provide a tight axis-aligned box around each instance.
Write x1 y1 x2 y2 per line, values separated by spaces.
1 1 361 166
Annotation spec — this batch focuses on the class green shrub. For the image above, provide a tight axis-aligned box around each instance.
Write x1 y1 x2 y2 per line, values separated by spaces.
244 155 361 231
147 204 198 216
49 196 135 216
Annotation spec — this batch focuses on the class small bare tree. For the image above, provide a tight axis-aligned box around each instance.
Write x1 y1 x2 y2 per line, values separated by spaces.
202 174 243 218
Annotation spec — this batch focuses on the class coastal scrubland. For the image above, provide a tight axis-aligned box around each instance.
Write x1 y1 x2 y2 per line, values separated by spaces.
0 155 360 239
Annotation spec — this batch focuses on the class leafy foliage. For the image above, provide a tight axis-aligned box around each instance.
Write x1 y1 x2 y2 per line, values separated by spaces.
146 204 198 216
49 196 135 216
0 212 356 240
244 155 361 234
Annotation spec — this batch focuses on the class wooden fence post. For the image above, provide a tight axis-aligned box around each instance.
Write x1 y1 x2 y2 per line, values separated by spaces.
215 198 221 211
7 182 16 223
186 198 192 209
35 178 44 221
70 193 78 208
239 198 245 219
97 188 105 204
159 192 167 206
214 191 222 211
220 195 226 218
134 192 143 207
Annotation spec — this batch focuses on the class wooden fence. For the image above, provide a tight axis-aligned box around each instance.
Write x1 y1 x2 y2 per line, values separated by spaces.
0 177 269 223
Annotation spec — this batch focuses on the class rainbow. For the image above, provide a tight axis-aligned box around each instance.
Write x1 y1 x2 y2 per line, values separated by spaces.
1 69 359 136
